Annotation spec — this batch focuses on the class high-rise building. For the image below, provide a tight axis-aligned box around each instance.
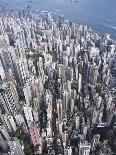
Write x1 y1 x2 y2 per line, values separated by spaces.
29 122 40 147
46 118 52 137
64 146 72 155
78 73 82 93
45 91 52 120
8 138 25 155
0 19 4 35
62 90 69 112
79 142 91 155
14 114 25 127
0 124 10 141
0 59 5 80
23 79 32 105
57 99 63 122
0 82 17 115
0 133 9 153
1 114 17 132
75 114 80 130
0 46 17 72
37 57 45 84
14 58 29 86
23 105 34 126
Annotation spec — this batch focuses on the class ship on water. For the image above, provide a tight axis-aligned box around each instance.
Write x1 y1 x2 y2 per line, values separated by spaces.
71 0 79 3
28 0 33 2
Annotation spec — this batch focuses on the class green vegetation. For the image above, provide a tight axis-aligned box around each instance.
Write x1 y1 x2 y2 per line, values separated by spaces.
44 80 49 89
74 99 81 108
26 53 32 59
35 31 44 36
95 85 102 96
15 132 33 155
26 51 44 60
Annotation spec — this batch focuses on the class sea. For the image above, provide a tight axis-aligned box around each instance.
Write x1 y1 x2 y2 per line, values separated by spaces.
0 0 116 39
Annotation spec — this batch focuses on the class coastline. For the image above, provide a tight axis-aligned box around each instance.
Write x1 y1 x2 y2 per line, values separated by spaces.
0 8 116 155
1 8 116 42
0 0 116 40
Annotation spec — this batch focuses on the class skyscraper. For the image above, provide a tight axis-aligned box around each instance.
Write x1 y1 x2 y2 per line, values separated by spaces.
8 138 25 155
0 133 9 153
14 58 29 86
0 82 17 115
0 59 5 80
29 122 40 147
79 142 91 155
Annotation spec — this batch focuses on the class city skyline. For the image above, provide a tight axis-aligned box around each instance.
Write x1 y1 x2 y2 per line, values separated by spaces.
0 3 116 155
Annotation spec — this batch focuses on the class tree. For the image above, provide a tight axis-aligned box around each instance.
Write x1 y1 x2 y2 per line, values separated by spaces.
95 85 102 95
15 132 33 155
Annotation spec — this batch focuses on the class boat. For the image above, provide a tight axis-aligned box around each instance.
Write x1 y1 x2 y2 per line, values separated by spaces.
71 0 78 3
28 0 32 3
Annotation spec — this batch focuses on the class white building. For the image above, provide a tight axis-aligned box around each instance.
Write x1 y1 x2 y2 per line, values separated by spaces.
0 82 17 115
79 142 91 155
2 114 17 132
23 105 34 126
8 138 25 155
14 58 29 86
0 59 5 80
78 73 82 93
23 79 32 105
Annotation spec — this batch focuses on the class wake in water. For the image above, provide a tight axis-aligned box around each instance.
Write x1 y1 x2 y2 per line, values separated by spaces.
104 24 116 31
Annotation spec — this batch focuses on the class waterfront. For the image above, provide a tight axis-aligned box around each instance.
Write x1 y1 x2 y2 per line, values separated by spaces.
0 0 116 39
0 6 116 155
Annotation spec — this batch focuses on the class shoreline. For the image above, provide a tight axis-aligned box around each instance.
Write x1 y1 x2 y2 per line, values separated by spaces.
0 8 116 42
0 7 116 40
